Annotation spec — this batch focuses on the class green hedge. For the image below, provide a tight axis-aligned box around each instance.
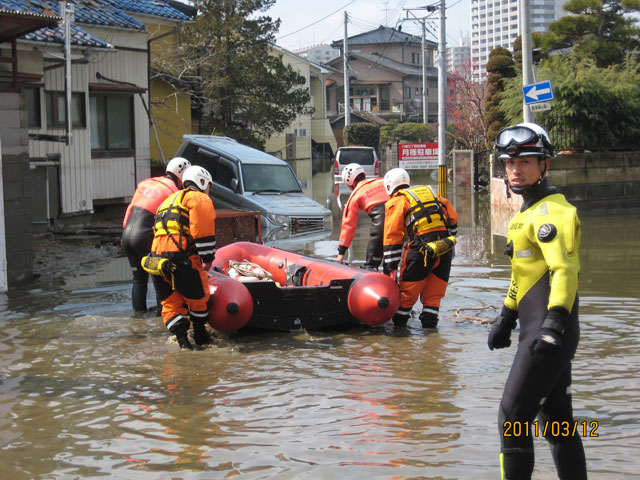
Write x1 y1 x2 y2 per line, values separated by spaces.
344 123 380 149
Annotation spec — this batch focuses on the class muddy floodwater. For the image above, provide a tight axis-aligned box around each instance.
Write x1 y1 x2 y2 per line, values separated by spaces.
1 185 639 479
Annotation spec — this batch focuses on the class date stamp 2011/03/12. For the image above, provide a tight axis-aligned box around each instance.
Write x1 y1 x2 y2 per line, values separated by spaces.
503 420 599 437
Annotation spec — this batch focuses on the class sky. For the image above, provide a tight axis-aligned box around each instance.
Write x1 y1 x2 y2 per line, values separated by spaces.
265 0 471 52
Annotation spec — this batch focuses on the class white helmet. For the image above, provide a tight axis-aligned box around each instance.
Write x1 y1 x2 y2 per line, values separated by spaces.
495 122 554 159
341 163 366 188
383 168 410 195
182 165 213 192
166 157 191 182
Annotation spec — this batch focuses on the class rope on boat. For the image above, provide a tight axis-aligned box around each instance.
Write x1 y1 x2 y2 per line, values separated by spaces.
227 259 273 283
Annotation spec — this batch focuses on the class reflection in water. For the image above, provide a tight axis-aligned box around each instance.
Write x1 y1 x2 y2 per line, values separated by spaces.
0 192 638 478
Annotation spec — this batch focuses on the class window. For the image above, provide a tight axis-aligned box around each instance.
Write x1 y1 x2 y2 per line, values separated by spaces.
404 86 411 99
412 52 420 64
242 164 301 193
90 93 133 151
45 91 85 128
216 158 239 191
24 87 41 128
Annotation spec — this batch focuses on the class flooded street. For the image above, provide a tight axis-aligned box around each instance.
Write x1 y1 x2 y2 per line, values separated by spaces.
1 176 639 479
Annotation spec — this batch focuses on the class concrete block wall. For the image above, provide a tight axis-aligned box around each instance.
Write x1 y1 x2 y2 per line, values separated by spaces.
0 90 33 286
490 151 640 236
548 152 640 210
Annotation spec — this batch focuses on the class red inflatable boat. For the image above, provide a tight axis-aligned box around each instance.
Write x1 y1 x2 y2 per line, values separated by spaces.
206 270 254 332
208 241 400 331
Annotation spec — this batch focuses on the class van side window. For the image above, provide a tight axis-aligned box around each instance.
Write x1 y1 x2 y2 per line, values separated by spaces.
216 158 239 190
181 145 220 179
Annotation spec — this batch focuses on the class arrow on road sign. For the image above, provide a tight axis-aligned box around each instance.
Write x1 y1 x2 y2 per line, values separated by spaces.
522 81 554 105
525 86 551 101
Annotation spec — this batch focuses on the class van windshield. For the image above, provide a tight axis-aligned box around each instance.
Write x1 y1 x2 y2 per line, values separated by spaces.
339 149 375 165
242 164 302 193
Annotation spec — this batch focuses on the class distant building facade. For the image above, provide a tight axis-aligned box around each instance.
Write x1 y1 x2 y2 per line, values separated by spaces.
447 37 471 74
470 0 567 82
326 26 438 123
293 44 340 64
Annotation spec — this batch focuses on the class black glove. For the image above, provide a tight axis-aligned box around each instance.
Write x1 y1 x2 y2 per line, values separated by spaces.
488 306 518 350
530 307 568 356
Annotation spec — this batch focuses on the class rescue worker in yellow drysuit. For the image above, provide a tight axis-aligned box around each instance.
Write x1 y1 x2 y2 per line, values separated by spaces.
336 163 389 270
150 166 216 350
382 168 458 328
487 122 586 479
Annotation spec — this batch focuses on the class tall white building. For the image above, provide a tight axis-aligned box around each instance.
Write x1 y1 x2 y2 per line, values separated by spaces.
292 44 340 64
470 0 567 82
447 37 471 74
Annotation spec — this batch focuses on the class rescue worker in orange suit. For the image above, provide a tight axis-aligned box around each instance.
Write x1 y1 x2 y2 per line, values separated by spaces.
488 123 586 479
336 163 389 270
121 157 191 312
382 168 458 328
151 165 216 350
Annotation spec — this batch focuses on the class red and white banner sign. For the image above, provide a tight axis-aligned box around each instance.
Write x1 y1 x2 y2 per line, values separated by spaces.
399 142 438 169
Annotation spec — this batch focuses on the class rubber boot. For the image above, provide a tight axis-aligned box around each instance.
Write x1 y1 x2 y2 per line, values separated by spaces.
169 318 193 350
392 312 410 326
192 319 211 346
419 311 439 329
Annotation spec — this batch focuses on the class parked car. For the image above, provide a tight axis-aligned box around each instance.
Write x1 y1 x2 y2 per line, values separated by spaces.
175 135 332 243
333 146 380 209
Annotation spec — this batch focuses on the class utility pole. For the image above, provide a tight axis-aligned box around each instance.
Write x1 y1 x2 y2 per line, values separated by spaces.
432 0 448 197
401 8 434 125
60 1 74 146
521 0 534 122
421 19 428 124
343 11 350 126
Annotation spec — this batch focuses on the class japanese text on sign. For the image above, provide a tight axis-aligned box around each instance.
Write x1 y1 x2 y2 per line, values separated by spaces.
399 142 438 169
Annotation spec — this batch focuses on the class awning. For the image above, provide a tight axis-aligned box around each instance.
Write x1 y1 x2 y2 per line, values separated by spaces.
0 9 60 44
89 82 146 94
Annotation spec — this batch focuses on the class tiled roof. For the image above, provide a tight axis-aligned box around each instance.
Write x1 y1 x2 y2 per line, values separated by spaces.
109 0 191 21
26 22 112 48
0 0 190 48
0 1 144 29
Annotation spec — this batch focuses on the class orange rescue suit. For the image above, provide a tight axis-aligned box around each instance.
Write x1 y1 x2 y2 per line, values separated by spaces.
151 188 217 328
338 177 389 250
123 176 178 228
383 185 458 323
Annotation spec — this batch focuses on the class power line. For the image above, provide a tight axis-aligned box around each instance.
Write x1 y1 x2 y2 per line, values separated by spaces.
276 0 356 41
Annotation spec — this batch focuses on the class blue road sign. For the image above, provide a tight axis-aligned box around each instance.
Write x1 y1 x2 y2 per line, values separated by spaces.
522 81 554 104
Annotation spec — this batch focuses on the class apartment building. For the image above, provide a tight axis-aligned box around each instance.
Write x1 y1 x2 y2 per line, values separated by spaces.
470 0 567 82
447 37 471 74
293 44 340 64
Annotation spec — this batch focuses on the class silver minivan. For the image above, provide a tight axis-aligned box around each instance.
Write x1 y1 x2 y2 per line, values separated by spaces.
175 135 332 244
333 146 380 209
